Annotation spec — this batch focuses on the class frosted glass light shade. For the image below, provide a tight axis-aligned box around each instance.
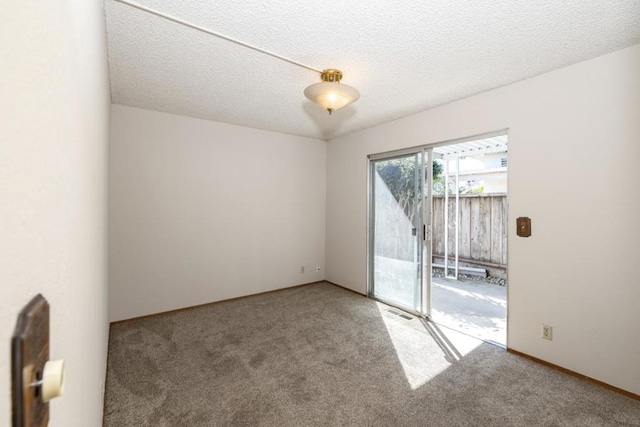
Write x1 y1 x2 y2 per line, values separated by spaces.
304 82 360 114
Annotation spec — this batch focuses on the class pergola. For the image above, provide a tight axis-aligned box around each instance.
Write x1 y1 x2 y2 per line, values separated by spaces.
432 134 508 279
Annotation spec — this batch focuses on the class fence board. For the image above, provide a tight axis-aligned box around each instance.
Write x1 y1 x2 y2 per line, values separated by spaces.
433 194 506 267
447 198 457 257
459 197 472 259
480 197 492 261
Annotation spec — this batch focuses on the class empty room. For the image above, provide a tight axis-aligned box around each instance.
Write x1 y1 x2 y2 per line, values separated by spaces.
2 1 640 426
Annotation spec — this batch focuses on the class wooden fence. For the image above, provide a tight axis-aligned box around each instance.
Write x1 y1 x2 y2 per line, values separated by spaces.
432 194 507 267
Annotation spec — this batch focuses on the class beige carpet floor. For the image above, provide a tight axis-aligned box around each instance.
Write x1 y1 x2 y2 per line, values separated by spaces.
104 282 640 426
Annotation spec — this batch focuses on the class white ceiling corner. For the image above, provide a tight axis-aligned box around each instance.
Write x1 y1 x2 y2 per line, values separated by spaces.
105 0 640 140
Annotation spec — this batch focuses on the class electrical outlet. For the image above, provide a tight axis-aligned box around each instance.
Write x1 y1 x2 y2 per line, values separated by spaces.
316 265 321 272
300 266 305 274
542 324 553 340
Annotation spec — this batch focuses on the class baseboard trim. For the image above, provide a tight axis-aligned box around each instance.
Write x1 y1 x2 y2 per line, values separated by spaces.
110 281 324 325
324 280 367 297
507 348 640 401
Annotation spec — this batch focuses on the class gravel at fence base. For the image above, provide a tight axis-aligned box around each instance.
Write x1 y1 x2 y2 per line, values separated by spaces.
432 268 506 286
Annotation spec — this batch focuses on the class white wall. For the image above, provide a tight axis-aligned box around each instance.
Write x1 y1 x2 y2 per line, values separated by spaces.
326 44 640 395
0 1 110 425
109 105 326 321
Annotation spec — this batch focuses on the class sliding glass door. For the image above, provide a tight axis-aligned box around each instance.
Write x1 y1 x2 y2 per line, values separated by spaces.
370 152 423 313
369 131 509 347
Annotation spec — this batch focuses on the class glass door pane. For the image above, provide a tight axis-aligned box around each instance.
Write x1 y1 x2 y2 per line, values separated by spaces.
371 153 422 312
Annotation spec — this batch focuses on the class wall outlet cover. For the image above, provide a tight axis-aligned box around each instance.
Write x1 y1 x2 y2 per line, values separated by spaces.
542 324 553 340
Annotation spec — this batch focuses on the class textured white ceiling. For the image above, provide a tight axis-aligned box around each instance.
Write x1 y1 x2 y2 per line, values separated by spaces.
105 0 640 140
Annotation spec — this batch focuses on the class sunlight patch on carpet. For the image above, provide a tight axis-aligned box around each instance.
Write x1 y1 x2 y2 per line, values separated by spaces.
377 303 482 390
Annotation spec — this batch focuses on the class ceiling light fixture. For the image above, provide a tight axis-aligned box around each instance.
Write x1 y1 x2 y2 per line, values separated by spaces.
304 69 360 115
114 0 360 115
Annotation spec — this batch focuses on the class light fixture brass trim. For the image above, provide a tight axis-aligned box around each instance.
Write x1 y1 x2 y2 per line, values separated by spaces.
320 69 343 83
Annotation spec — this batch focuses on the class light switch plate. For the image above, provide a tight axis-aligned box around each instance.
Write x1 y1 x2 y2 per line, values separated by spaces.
12 294 50 427
516 217 531 237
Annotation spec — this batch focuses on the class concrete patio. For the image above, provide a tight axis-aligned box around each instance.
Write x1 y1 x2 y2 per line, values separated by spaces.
431 276 506 346
374 256 507 346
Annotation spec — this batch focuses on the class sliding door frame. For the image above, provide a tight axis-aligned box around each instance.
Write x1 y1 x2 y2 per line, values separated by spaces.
422 147 433 317
366 129 508 318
